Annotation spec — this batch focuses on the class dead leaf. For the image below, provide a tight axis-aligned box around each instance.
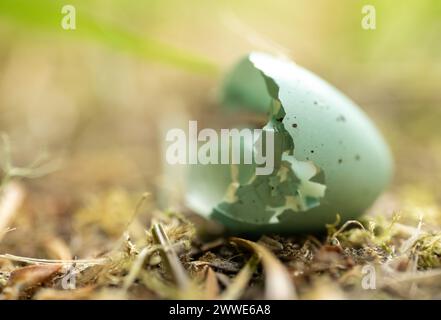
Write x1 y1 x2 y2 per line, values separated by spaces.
4 264 61 299
9 264 61 287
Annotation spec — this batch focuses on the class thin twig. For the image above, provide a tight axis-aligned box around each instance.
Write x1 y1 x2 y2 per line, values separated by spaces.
0 254 108 266
151 223 190 290
123 246 158 290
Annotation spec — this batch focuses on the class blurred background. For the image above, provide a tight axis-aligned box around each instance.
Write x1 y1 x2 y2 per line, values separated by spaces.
0 0 440 256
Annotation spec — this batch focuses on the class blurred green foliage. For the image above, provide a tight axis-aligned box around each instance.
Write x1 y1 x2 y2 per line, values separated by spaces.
0 0 219 73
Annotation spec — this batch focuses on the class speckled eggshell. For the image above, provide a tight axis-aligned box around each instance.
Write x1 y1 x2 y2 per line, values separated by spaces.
186 52 393 234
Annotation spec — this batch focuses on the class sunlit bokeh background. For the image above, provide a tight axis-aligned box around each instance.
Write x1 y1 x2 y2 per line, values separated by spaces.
0 0 440 255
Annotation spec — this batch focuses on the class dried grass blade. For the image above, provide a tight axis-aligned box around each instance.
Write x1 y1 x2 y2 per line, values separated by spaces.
204 267 220 299
221 254 259 300
229 237 297 300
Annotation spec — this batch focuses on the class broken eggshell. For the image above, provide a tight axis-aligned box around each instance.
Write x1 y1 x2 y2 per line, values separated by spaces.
220 55 271 114
186 52 393 235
